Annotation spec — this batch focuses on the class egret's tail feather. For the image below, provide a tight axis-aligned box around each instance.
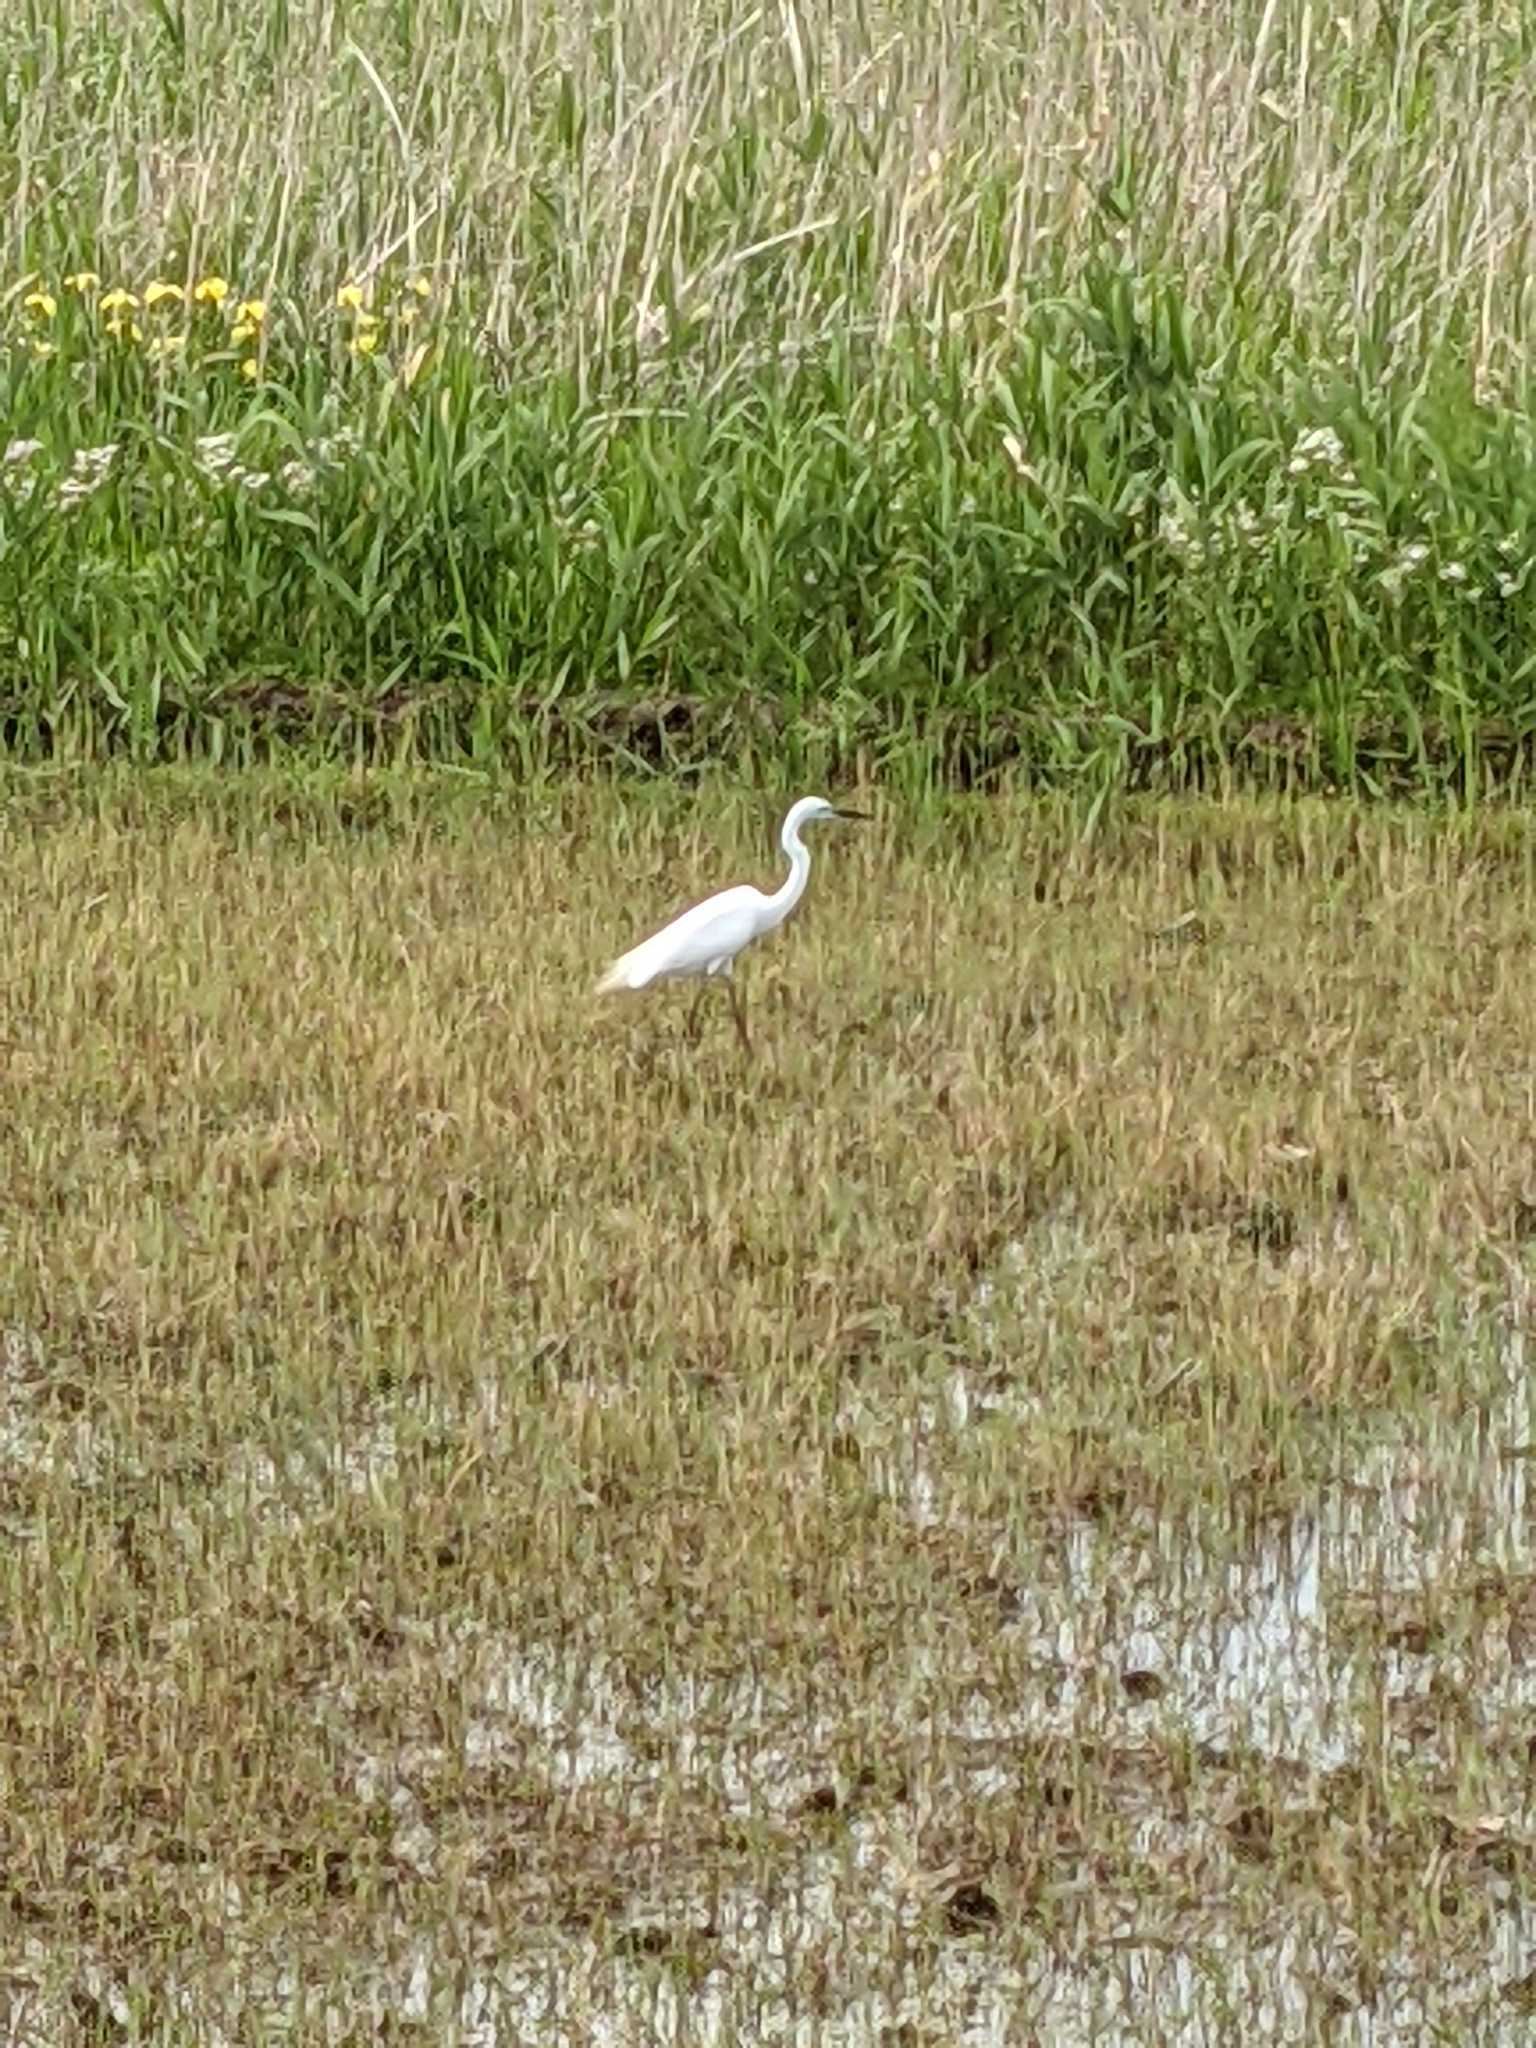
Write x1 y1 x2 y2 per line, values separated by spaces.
596 929 671 994
595 951 641 996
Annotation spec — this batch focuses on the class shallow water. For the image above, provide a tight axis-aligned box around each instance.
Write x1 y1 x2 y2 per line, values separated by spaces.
3 1280 1534 2043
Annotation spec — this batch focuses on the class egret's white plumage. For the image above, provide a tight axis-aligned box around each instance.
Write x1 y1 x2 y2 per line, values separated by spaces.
596 795 867 1048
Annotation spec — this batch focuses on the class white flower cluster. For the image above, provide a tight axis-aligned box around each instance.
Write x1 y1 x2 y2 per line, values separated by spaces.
56 443 119 510
1377 539 1484 599
312 426 360 465
2 438 124 512
194 433 268 491
1285 425 1356 484
1157 497 1208 567
1 429 371 518
1153 479 1279 569
1128 417 1534 604
1377 539 1431 596
1 437 42 504
191 424 360 499
1495 534 1528 599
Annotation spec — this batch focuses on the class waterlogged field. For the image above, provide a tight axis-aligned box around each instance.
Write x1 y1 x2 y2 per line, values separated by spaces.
4 0 1536 778
0 772 1534 2040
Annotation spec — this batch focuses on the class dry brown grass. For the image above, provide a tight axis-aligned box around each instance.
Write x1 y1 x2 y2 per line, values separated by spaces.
0 772 1534 2038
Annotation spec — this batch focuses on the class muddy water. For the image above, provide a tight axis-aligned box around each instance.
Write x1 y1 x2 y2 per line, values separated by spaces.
307 1305 1534 2042
5 1295 1535 2042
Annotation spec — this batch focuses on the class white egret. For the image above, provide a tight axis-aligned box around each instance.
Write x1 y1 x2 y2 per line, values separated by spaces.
596 795 869 1050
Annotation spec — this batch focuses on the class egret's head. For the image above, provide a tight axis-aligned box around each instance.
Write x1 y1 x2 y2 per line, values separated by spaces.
788 794 871 830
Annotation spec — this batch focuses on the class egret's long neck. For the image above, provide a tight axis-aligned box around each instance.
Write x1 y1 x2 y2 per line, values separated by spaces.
763 823 812 928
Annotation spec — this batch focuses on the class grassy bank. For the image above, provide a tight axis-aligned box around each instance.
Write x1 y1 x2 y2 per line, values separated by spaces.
0 771 1534 2034
3 1 1536 781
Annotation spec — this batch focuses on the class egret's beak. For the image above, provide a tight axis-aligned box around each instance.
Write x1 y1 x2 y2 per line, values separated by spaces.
833 807 872 821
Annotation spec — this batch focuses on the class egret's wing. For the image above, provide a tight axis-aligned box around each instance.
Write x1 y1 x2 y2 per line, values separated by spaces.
597 885 764 991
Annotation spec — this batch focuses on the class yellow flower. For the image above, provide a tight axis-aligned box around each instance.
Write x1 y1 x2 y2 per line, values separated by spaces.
396 305 419 327
106 316 144 342
336 282 367 310
350 329 380 356
144 280 185 307
407 274 431 299
193 276 229 305
230 320 257 344
240 357 260 382
30 339 57 359
235 299 267 326
63 271 100 293
147 334 187 360
99 287 140 314
22 290 57 319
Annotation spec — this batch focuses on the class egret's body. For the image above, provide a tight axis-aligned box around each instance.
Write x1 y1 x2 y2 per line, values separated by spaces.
596 795 866 1048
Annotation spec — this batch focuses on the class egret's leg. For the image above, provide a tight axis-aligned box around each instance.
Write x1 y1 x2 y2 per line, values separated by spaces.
687 984 707 1041
726 976 752 1054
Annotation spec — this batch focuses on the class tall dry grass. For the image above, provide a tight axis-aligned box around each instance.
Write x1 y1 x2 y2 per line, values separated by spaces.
9 0 1534 373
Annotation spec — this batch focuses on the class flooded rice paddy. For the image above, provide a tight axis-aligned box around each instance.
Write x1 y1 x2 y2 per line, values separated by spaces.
3 1269 1532 2042
4 785 1536 2042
